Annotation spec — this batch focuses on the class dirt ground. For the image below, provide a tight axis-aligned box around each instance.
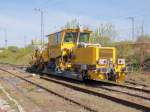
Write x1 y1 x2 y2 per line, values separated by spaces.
0 68 148 112
0 71 86 112
126 72 150 85
0 90 19 112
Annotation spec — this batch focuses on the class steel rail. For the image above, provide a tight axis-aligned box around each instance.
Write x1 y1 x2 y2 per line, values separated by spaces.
0 65 150 111
0 67 97 112
40 76 150 111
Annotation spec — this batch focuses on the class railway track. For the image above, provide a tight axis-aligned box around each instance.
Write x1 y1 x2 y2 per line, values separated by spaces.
0 64 150 112
86 80 150 102
125 80 150 87
91 84 150 100
0 76 48 112
90 80 150 93
0 67 97 112
11 72 150 110
39 75 150 110
37 73 150 99
0 63 29 69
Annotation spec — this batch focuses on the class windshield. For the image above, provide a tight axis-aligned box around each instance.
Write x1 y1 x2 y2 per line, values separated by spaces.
79 33 90 43
64 32 77 42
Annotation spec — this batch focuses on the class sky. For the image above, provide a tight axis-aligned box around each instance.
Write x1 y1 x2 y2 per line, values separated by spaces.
0 0 150 47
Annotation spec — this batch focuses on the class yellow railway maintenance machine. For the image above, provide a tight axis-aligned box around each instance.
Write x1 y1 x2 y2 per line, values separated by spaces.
28 28 127 83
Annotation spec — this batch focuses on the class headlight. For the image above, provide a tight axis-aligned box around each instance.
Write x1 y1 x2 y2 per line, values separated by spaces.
99 59 107 65
118 59 125 64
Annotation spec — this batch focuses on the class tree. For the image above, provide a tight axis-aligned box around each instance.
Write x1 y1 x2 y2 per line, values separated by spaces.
64 19 80 29
136 35 150 43
92 23 117 46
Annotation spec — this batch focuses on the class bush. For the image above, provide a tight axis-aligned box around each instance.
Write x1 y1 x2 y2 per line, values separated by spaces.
0 46 32 65
8 46 19 53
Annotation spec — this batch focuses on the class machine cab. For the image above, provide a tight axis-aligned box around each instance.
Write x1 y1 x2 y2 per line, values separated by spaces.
47 28 92 58
62 28 92 49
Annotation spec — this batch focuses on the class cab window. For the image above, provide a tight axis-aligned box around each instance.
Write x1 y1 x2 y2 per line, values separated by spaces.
79 33 89 43
64 32 77 42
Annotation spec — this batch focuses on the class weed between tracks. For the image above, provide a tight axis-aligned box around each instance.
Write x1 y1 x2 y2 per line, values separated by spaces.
127 72 150 86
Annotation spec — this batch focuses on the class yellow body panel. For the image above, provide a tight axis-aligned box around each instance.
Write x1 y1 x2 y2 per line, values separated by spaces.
49 45 61 58
115 64 126 83
73 47 99 65
99 47 116 63
73 47 116 65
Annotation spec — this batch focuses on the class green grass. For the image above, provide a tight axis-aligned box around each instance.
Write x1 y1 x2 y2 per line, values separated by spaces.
0 46 32 65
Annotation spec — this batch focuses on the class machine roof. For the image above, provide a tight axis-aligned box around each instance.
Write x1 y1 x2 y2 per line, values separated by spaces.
46 28 92 37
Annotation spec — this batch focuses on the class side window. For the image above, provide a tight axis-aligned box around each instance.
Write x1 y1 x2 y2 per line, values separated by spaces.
56 32 61 44
48 32 61 46
48 35 56 46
